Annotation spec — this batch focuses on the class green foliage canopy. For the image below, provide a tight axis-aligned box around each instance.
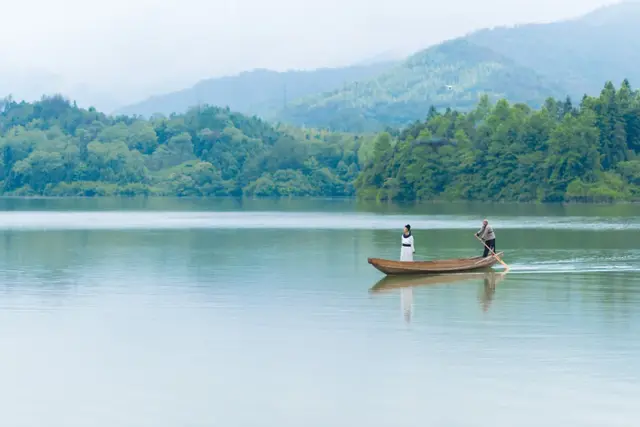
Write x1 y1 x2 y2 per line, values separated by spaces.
355 80 640 202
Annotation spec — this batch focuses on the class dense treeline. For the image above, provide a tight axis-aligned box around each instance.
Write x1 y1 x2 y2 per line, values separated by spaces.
356 80 640 202
0 95 371 197
1 79 639 202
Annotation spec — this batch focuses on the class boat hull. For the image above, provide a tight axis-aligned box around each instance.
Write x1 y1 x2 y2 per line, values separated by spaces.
367 252 504 275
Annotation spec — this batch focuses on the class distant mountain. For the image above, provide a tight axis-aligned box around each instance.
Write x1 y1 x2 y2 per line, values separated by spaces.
274 1 640 131
114 61 398 118
276 39 566 132
466 1 640 99
116 1 640 132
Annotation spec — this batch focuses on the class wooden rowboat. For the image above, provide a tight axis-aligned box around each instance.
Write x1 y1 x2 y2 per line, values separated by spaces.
367 252 504 275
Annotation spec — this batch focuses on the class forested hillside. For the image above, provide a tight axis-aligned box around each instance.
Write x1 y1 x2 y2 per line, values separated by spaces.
2 79 639 202
467 2 640 100
276 39 564 132
114 62 397 119
355 80 640 203
274 2 640 132
112 3 640 134
0 96 371 197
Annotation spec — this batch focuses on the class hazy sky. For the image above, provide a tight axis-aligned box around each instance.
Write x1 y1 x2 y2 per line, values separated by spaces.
0 0 620 109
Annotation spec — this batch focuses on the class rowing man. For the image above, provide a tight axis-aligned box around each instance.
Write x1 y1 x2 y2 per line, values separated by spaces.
476 219 496 258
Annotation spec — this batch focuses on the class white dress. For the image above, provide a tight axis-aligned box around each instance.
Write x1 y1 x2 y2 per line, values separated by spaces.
400 234 415 261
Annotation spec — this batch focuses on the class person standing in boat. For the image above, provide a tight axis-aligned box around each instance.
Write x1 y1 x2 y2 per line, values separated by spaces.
400 224 415 261
476 219 496 257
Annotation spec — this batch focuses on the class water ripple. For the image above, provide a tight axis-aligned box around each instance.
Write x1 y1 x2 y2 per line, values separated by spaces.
0 211 637 230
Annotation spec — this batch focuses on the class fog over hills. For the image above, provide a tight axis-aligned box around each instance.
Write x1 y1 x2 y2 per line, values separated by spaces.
0 0 617 113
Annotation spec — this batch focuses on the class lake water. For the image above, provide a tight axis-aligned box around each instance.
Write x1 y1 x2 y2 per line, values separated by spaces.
0 198 638 427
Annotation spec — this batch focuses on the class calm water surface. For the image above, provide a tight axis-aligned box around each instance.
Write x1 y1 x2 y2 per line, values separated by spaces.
0 199 638 427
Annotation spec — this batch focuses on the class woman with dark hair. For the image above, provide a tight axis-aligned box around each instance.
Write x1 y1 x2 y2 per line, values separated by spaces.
400 224 415 262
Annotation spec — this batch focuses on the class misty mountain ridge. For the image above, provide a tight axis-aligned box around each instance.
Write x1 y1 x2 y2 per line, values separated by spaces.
113 60 399 118
465 0 640 99
276 38 566 131
275 0 640 131
7 1 640 132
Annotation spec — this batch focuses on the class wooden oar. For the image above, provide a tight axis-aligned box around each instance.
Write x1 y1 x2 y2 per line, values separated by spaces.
475 235 509 270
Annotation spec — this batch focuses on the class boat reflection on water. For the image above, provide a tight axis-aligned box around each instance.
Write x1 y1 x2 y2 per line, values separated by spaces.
369 270 509 321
